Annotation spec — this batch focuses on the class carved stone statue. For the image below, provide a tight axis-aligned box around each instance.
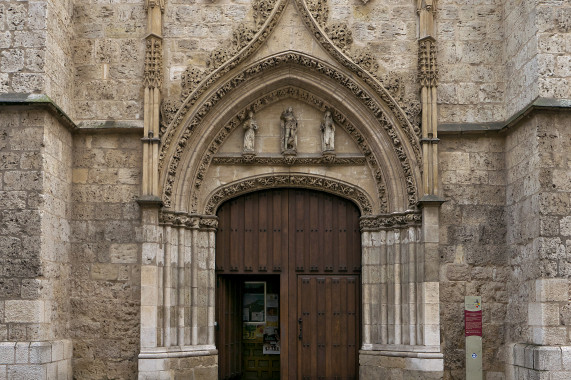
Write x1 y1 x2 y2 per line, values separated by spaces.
281 106 297 154
242 111 258 153
321 110 335 152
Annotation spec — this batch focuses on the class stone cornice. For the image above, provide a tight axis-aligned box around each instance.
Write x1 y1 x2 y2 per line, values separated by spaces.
0 93 145 135
0 93 77 132
439 97 571 134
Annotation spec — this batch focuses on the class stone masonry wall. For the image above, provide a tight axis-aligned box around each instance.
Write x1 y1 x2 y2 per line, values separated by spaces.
437 0 505 124
0 109 72 342
438 134 508 379
45 0 74 115
504 0 538 117
503 0 571 116
0 0 74 115
505 112 571 347
70 132 142 379
0 1 48 96
72 0 145 126
0 108 73 379
536 0 571 101
0 109 45 343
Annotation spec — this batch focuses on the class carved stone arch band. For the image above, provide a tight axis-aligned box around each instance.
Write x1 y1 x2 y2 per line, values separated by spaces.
161 53 421 211
203 173 374 216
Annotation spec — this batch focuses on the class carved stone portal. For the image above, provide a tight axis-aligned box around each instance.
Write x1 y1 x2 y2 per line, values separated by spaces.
281 106 298 154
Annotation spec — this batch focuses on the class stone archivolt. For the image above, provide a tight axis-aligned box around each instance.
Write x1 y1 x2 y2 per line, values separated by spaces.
161 53 420 212
203 174 374 216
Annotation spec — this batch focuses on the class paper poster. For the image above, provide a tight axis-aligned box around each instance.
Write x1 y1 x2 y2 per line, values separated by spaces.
267 294 278 307
243 323 264 341
263 325 280 354
243 282 266 322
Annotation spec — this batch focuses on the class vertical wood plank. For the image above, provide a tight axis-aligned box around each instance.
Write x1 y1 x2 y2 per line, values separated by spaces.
244 194 254 271
309 193 319 272
258 191 268 271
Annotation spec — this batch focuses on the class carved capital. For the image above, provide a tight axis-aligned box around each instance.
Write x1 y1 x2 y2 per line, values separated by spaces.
417 0 435 14
359 212 422 231
144 0 165 12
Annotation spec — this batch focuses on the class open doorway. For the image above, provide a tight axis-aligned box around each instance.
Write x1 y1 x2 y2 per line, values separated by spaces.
216 189 361 379
216 275 280 380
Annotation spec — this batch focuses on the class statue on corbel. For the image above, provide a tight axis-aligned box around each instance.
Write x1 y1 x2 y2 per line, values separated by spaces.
321 110 335 154
281 106 298 155
242 110 258 159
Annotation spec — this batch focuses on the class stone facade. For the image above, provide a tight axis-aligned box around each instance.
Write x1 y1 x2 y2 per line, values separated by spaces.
0 1 569 380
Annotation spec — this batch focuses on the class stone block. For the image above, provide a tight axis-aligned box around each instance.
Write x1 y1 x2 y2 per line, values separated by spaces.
109 243 138 263
51 341 64 362
551 371 571 380
528 302 560 326
6 364 46 380
532 326 567 345
14 342 28 364
533 346 562 371
0 343 15 365
405 357 443 372
560 216 571 237
535 278 568 302
29 342 51 364
445 264 470 281
90 264 119 281
46 362 57 380
138 358 166 372
4 301 44 323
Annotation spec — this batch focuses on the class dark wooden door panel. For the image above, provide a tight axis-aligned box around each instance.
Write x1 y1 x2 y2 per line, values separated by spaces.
297 275 360 380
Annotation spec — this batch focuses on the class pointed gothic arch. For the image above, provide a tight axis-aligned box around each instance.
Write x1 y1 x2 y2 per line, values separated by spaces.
159 52 422 214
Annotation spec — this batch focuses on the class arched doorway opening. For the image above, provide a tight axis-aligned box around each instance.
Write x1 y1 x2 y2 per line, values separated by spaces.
215 189 362 379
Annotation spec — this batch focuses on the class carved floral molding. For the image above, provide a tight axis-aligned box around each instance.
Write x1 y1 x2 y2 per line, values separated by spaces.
203 174 373 216
211 155 366 166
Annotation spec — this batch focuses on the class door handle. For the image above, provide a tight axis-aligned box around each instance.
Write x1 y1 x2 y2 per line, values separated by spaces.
298 317 303 340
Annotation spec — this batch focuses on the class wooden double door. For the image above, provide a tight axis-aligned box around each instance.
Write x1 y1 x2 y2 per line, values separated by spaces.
216 189 361 379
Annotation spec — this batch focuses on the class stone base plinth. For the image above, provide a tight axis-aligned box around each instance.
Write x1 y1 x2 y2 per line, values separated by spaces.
506 343 571 380
359 350 443 380
138 349 217 380
0 340 73 380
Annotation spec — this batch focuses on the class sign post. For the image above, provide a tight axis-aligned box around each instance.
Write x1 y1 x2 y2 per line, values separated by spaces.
465 296 483 380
